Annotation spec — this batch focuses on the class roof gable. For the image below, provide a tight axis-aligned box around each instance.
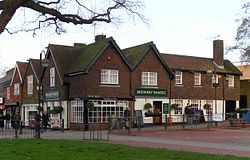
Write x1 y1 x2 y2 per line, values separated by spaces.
122 42 174 79
10 61 28 86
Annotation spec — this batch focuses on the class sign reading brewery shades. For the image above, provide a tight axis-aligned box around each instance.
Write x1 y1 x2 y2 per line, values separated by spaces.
135 88 168 97
45 90 59 100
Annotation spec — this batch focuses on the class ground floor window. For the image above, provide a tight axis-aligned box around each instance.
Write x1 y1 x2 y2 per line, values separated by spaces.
173 99 183 115
205 100 213 114
88 100 128 123
190 99 200 111
70 100 84 123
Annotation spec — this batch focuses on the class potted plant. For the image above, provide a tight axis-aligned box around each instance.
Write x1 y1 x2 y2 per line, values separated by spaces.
86 101 94 110
167 103 179 125
143 103 153 117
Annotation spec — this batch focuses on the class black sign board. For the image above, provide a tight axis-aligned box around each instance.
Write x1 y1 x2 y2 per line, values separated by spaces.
135 110 144 127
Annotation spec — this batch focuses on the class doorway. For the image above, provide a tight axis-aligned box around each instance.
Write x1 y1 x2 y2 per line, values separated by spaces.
240 95 247 108
225 100 236 119
153 101 162 124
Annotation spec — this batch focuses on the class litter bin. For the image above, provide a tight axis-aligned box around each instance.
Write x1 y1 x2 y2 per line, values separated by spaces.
243 109 250 123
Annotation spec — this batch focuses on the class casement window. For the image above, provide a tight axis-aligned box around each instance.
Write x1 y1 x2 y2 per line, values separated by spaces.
70 100 84 123
173 99 183 115
101 69 119 85
50 67 55 87
14 83 20 96
7 87 10 100
27 75 33 95
175 71 182 85
194 73 201 86
88 100 127 123
141 72 157 86
211 74 219 84
190 99 200 111
228 75 234 87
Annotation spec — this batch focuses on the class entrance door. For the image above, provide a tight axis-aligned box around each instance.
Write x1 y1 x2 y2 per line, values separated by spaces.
225 100 236 119
240 95 247 108
153 101 162 124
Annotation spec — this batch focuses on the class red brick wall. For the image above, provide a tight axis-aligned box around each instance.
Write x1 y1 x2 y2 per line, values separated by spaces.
22 64 38 104
131 49 171 97
171 71 240 100
10 68 23 103
69 44 131 99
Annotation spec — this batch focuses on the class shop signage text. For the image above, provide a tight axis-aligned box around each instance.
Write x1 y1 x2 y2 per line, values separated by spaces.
135 88 168 97
45 90 59 100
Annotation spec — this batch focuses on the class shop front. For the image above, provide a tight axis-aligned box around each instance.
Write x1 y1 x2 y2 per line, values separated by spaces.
134 88 169 124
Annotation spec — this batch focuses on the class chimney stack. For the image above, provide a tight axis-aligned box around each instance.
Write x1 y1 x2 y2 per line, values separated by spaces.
213 40 224 68
95 34 106 42
74 43 86 48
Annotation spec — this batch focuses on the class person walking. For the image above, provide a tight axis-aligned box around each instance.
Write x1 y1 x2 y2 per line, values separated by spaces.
124 108 131 129
0 112 4 131
5 113 10 129
42 112 49 132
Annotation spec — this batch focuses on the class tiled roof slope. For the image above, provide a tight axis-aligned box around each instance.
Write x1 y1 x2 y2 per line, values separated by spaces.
16 61 28 79
236 65 250 80
161 54 242 75
48 37 130 83
0 68 14 84
122 42 174 79
29 59 40 82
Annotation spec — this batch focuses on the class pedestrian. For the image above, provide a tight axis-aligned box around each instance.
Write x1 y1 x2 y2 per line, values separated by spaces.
124 107 131 129
0 113 4 131
5 113 10 129
185 103 194 125
14 111 21 129
42 112 49 132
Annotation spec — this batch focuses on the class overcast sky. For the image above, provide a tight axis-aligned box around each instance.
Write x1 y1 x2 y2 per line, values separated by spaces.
0 0 246 71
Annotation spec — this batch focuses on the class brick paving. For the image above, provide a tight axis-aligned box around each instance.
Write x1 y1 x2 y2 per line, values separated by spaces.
42 127 250 158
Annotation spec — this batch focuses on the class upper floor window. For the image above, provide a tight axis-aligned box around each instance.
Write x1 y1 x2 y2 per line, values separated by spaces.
27 75 33 95
101 69 119 85
14 83 20 96
212 74 219 84
141 72 157 86
194 73 201 86
7 87 10 100
228 75 234 87
175 71 182 85
50 67 55 87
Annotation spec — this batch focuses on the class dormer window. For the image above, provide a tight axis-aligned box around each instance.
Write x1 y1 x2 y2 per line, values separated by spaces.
27 75 33 95
14 83 20 96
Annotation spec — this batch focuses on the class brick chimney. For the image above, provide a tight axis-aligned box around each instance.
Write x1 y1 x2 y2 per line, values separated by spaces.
74 43 86 48
213 40 224 68
95 34 106 42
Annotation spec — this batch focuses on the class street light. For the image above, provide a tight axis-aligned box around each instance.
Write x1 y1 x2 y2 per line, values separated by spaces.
37 50 49 139
207 67 219 114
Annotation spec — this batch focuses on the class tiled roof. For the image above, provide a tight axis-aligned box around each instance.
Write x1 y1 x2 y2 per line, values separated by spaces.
122 42 152 68
161 54 242 75
0 68 14 84
16 61 28 79
236 65 250 80
30 59 40 82
122 42 174 79
48 37 130 83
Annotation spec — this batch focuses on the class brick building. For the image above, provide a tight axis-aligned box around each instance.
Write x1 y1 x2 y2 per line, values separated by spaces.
123 42 174 124
161 40 241 121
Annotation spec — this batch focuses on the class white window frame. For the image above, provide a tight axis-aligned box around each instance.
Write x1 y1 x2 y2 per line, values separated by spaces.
175 71 182 85
205 100 213 114
7 87 10 100
70 100 84 123
50 67 55 87
101 69 119 85
212 74 219 84
228 75 234 87
194 73 201 86
141 72 157 86
173 99 183 115
14 83 20 96
190 99 200 111
27 75 33 95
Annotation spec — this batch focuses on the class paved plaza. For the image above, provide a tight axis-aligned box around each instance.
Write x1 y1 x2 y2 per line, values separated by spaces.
41 126 250 158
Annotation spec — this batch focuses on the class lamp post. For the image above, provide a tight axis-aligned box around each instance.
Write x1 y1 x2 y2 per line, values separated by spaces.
37 50 49 139
207 67 219 114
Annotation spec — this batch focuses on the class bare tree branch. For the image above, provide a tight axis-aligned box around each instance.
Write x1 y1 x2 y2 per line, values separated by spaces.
0 0 147 35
